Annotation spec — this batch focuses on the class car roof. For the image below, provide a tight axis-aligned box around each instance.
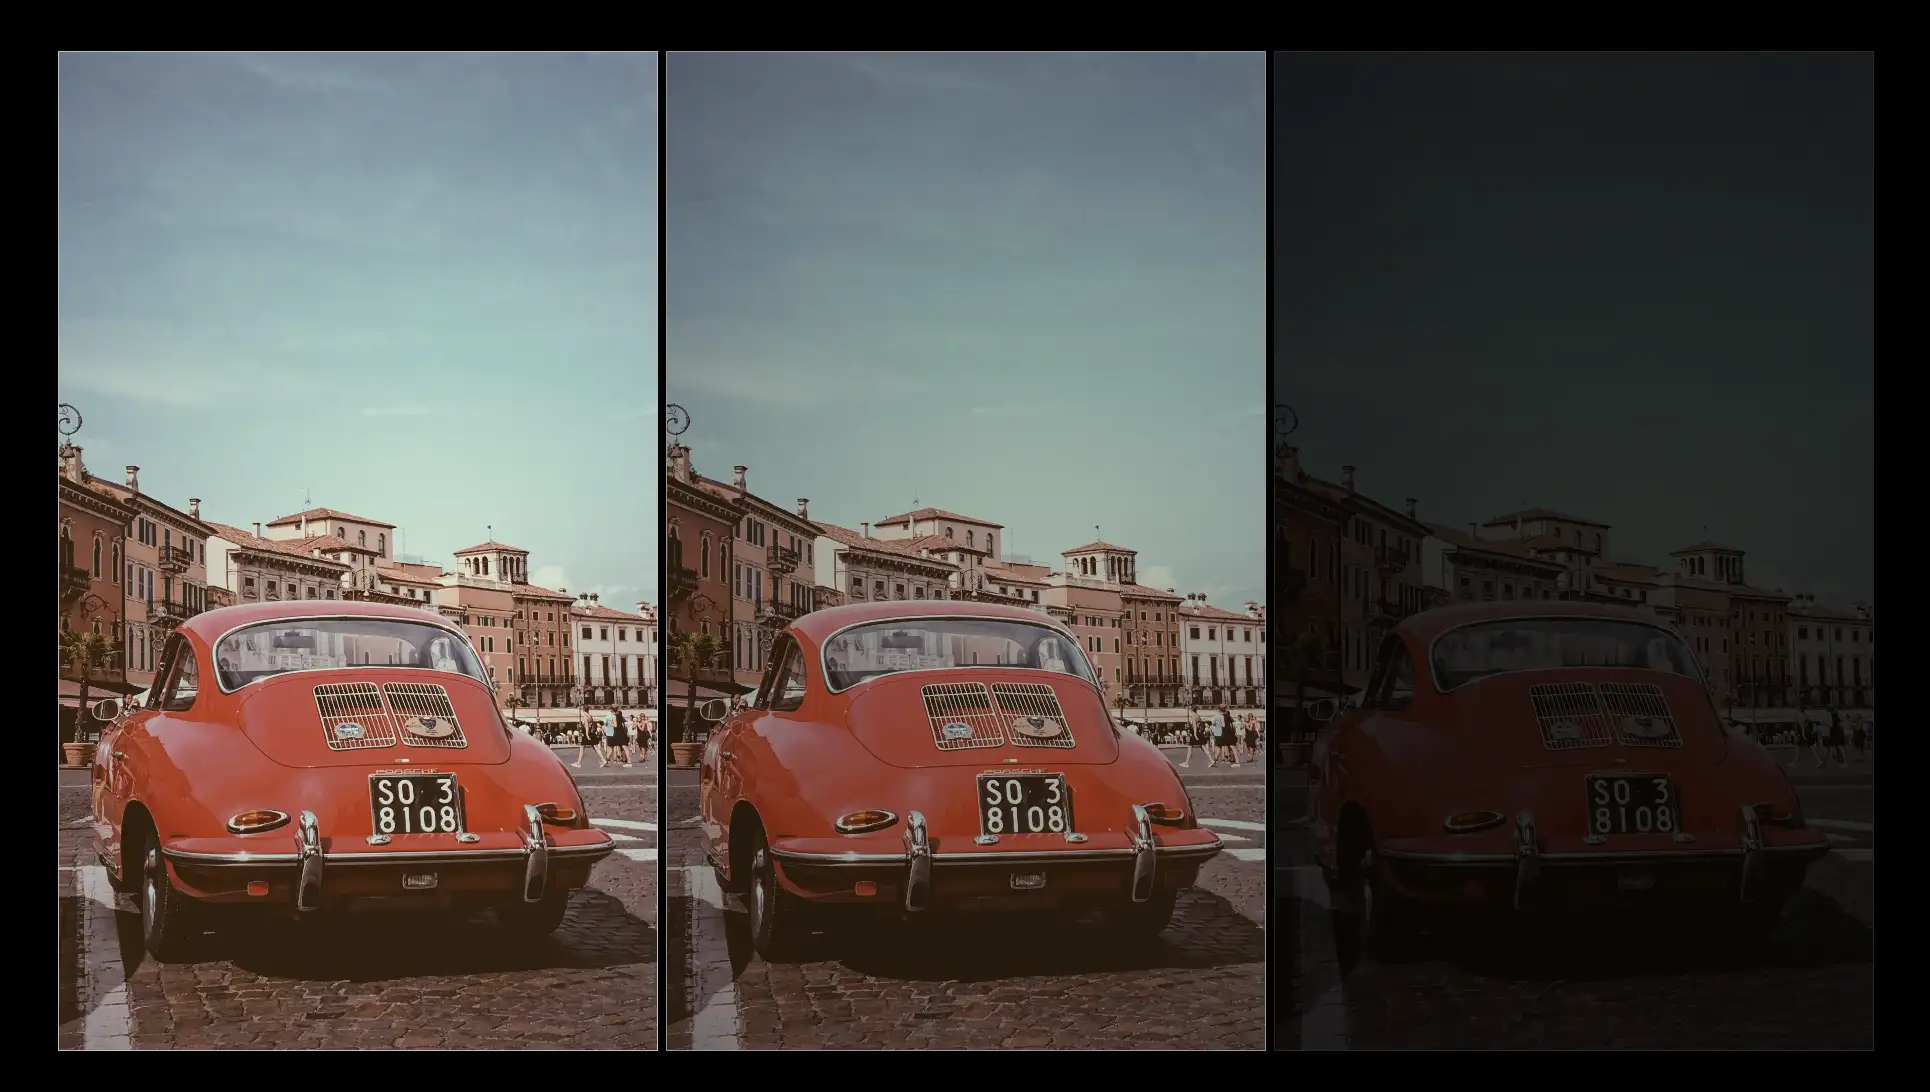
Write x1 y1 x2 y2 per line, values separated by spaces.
791 599 1065 644
179 599 466 644
1398 598 1674 643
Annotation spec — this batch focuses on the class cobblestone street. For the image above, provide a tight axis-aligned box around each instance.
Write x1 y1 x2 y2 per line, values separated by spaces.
1271 767 1876 1049
56 762 658 1050
664 756 1265 1050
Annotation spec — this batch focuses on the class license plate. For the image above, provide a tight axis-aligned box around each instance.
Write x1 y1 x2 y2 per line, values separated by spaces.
1586 775 1679 836
978 773 1074 836
369 773 465 836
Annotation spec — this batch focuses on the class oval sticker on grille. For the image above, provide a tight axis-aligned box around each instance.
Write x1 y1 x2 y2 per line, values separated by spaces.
1011 715 1066 740
1620 715 1668 739
1548 718 1583 741
408 716 457 739
942 722 973 740
335 721 366 740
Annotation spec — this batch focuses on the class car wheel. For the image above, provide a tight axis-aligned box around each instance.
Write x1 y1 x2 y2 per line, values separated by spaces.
1331 841 1414 963
138 832 200 962
1110 890 1178 940
1725 891 1790 951
745 830 805 961
498 890 571 938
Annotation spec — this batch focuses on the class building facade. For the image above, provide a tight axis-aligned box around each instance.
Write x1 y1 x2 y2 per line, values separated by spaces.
511 582 577 708
870 507 1005 563
434 576 517 700
86 464 215 690
205 523 352 609
58 448 136 707
1420 521 1567 605
665 444 744 706
1788 598 1874 710
571 594 654 708
262 507 397 563
1178 595 1267 710
694 466 819 691
812 522 959 608
1119 582 1184 714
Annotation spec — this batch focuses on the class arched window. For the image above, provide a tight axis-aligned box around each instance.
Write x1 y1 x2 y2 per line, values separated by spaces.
358 530 367 547
377 533 386 556
700 533 712 578
91 536 103 578
111 544 121 584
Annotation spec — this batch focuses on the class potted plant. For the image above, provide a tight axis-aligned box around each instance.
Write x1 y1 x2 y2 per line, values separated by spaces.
669 630 722 767
60 630 116 767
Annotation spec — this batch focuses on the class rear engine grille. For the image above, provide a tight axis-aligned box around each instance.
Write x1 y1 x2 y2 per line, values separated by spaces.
990 683 1075 749
314 682 400 751
1528 682 1615 750
383 683 469 749
922 682 1007 750
1599 682 1682 748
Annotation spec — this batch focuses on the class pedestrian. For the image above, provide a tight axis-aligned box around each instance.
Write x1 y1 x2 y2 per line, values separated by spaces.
1243 713 1259 762
572 705 602 767
612 708 635 768
1217 706 1239 767
1802 718 1824 768
1826 710 1846 766
1179 706 1200 768
1851 716 1868 762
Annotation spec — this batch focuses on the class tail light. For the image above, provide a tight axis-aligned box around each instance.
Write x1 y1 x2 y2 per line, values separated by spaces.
535 802 580 825
835 810 898 834
1444 810 1506 834
1143 803 1187 824
1750 801 1805 828
227 810 291 835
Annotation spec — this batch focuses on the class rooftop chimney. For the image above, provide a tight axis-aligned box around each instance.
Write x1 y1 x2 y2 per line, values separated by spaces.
1468 522 1478 539
59 445 83 483
1341 465 1356 492
590 593 600 603
732 465 747 492
861 521 871 538
1280 444 1303 483
189 498 201 519
1166 587 1175 593
560 587 567 594
797 498 809 519
667 444 693 483
253 522 263 537
125 465 140 491
1404 497 1417 520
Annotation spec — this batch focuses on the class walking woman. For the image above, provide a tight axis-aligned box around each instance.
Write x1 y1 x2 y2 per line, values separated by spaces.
1826 709 1847 765
573 705 604 768
1216 706 1239 767
1178 706 1201 768
612 708 635 768
1243 713 1259 762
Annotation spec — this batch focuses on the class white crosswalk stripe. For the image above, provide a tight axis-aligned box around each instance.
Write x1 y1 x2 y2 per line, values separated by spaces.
1227 848 1266 862
1199 818 1265 832
617 847 657 863
593 818 657 833
1809 819 1874 832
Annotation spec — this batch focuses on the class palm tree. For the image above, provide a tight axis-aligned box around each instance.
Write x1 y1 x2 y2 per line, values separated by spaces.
1284 625 1326 743
61 630 117 744
1111 691 1131 730
504 692 527 732
669 630 723 744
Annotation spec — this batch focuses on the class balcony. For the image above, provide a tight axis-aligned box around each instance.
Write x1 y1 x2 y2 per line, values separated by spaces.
150 597 200 627
159 544 193 573
760 599 807 626
1375 546 1410 575
668 566 699 599
61 564 90 603
767 544 800 575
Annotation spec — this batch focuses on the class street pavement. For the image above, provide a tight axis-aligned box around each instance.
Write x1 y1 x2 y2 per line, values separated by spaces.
1270 763 1875 1049
664 747 1264 1049
56 756 658 1050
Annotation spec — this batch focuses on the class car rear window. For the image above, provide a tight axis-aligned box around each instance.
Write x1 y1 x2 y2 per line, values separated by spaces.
1431 618 1701 692
822 617 1095 692
215 617 489 692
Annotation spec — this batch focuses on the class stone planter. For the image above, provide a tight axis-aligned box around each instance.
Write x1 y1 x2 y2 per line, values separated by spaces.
670 742 703 768
1276 741 1311 768
62 741 95 768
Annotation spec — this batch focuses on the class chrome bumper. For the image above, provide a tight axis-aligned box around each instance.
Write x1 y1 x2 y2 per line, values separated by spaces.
903 811 932 912
1129 804 1156 903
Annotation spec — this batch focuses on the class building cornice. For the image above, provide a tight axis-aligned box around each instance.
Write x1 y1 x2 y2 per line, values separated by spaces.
58 477 136 523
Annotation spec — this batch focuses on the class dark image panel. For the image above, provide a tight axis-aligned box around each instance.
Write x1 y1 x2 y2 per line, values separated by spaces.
1268 52 1874 1050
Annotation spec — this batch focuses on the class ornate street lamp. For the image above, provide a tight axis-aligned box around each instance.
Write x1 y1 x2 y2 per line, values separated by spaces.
666 403 689 444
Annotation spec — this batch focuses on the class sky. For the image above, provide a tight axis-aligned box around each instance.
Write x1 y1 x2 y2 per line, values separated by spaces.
58 52 658 608
667 52 1267 608
1274 52 1874 609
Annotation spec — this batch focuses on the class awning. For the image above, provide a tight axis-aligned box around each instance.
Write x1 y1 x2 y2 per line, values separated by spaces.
667 683 754 705
58 677 142 704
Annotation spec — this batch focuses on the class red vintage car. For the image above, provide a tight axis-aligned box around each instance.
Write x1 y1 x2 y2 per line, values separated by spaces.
1306 600 1829 956
89 601 615 960
698 601 1222 958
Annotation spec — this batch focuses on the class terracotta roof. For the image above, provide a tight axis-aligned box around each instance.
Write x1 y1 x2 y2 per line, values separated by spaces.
570 601 651 623
83 475 213 534
374 566 441 586
454 540 527 556
1789 602 1872 624
1063 540 1136 556
1117 582 1184 601
816 524 963 566
1519 533 1598 554
1593 563 1664 584
874 507 1003 529
1426 522 1558 561
984 566 1051 587
904 534 988 555
206 523 353 570
288 534 379 555
1176 599 1259 623
266 507 395 529
692 476 818 532
1482 508 1610 529
1670 540 1743 555
510 582 576 602
387 562 446 579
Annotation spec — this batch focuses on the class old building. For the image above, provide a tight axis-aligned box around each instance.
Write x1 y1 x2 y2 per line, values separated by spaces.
692 467 820 691
434 574 517 700
812 521 958 607
511 581 577 709
262 507 397 562
870 507 1005 562
1117 582 1184 713
205 522 353 608
58 446 136 716
1178 595 1267 710
84 463 216 691
1420 521 1567 605
1274 445 1352 705
665 444 744 709
1788 597 1873 710
571 593 653 708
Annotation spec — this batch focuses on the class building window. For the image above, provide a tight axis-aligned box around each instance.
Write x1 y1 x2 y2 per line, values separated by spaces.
377 533 386 556
91 537 102 578
701 533 712 578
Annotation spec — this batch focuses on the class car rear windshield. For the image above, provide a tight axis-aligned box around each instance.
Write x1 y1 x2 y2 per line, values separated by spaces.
1431 618 1702 692
822 617 1096 692
215 618 489 692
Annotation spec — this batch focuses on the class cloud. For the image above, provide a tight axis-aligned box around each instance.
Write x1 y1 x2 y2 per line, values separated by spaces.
533 564 571 591
361 405 432 417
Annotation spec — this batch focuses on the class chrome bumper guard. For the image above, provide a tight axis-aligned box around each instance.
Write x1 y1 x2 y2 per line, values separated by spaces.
903 811 932 911
1737 805 1764 903
1129 804 1156 903
1512 811 1539 911
295 810 324 912
521 804 549 903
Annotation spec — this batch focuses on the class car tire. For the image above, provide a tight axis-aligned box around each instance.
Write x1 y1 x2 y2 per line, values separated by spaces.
1110 890 1179 940
1726 891 1790 950
498 890 571 938
137 829 200 962
745 830 805 961
1332 841 1414 964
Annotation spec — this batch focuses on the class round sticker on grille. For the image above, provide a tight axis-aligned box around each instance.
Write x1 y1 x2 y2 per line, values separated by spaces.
1011 715 1066 740
941 722 974 740
1619 715 1668 739
1548 718 1583 741
408 715 457 739
335 721 366 740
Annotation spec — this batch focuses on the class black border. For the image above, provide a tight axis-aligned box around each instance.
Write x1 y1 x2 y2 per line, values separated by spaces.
654 48 670 1048
1262 48 1277 1051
